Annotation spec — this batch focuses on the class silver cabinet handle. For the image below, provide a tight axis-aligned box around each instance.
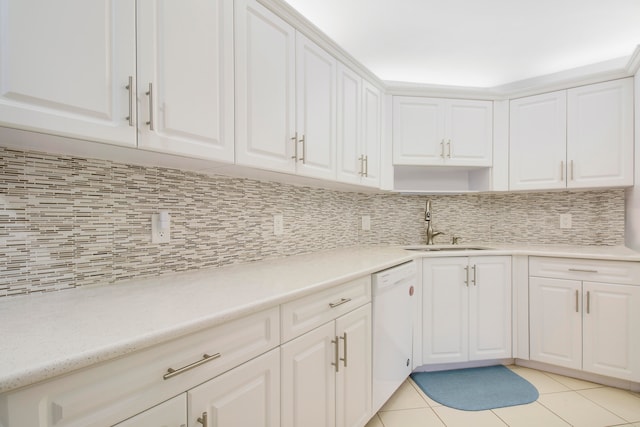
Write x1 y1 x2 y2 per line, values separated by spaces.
331 336 340 372
440 140 445 158
447 140 451 158
472 264 477 286
570 160 574 180
364 155 368 177
358 155 364 176
464 265 469 287
575 290 579 313
586 291 590 314
560 161 564 181
299 134 306 163
197 412 208 427
145 82 154 130
125 76 134 126
163 353 221 380
339 332 348 367
290 132 298 160
329 297 351 308
568 268 599 273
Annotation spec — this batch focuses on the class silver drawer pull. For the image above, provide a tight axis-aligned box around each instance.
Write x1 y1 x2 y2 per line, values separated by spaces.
568 268 599 273
197 412 208 427
163 353 221 380
340 332 348 367
329 297 352 308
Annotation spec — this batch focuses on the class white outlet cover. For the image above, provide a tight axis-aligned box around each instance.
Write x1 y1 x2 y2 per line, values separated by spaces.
361 215 371 231
151 213 171 243
273 214 284 235
560 213 572 229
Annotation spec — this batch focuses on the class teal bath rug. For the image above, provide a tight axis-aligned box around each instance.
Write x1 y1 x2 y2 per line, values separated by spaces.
410 365 539 411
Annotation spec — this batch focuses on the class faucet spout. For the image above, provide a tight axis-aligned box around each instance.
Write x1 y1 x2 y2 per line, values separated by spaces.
424 199 443 245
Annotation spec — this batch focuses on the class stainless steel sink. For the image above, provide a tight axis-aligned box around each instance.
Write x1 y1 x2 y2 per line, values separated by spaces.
404 246 492 252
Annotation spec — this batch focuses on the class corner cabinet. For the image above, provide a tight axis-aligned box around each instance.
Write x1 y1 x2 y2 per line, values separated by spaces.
0 0 137 146
235 0 337 180
510 78 633 191
529 257 640 382
336 65 382 188
422 256 512 364
392 97 493 167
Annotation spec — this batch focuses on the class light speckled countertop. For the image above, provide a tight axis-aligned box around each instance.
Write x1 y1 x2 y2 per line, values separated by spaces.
1 244 639 394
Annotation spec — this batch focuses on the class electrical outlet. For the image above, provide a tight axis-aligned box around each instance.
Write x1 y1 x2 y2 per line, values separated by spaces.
273 214 284 235
151 213 171 243
560 213 572 229
361 215 371 231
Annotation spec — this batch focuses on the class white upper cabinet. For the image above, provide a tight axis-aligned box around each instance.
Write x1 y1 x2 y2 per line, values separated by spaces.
0 0 136 146
235 0 337 180
136 0 234 162
509 90 567 190
393 97 493 167
567 79 634 188
510 78 633 191
336 65 381 187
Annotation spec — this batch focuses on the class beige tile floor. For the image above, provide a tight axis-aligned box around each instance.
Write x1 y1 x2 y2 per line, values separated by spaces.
366 366 640 427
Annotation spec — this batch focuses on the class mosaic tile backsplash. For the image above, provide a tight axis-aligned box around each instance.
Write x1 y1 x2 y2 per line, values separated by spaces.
0 147 626 297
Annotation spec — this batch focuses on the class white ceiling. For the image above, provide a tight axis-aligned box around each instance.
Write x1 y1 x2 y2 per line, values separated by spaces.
283 0 640 88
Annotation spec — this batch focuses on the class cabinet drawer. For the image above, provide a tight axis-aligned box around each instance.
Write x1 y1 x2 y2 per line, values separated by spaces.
1 307 279 427
281 276 371 343
529 257 640 285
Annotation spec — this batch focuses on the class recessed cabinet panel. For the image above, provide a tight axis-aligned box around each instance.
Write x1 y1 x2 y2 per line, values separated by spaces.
136 0 234 162
567 79 634 188
336 65 362 184
0 0 136 146
361 80 382 187
509 91 567 190
447 100 493 166
393 97 444 164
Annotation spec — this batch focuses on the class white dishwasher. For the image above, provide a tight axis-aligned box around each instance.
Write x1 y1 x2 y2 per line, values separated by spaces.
372 260 416 412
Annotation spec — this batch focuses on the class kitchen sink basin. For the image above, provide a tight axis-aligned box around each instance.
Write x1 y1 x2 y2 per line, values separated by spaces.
404 246 492 252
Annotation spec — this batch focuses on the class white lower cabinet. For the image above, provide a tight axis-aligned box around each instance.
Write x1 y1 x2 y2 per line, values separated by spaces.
422 256 512 364
529 257 640 381
281 304 372 427
114 395 187 427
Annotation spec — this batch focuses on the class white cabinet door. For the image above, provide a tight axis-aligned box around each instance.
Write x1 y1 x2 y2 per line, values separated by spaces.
529 277 582 370
281 322 336 427
136 0 234 162
336 64 363 185
422 258 469 364
0 0 136 146
361 80 382 187
335 305 372 427
295 33 337 180
235 0 296 172
468 257 512 361
567 78 634 188
114 395 186 427
393 97 445 165
582 282 640 382
188 349 280 427
446 99 493 167
509 90 567 190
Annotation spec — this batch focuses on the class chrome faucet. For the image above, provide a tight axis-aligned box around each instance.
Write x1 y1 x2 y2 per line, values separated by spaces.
425 199 443 245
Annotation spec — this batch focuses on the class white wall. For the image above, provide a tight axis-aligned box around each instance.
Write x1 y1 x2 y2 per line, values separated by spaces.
625 71 640 250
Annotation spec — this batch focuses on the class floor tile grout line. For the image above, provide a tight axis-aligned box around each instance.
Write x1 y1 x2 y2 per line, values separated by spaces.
575 388 640 423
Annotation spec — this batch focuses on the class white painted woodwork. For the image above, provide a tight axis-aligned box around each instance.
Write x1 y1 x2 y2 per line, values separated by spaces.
114 394 186 427
392 96 492 167
422 257 511 364
468 256 512 361
335 305 372 427
509 90 567 190
529 277 583 370
0 0 136 146
280 276 371 343
582 282 640 382
529 256 640 285
361 80 382 187
235 0 296 172
336 66 381 187
422 257 469 364
188 348 280 427
1 308 279 427
567 78 634 188
136 0 234 162
281 322 336 427
295 33 337 180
